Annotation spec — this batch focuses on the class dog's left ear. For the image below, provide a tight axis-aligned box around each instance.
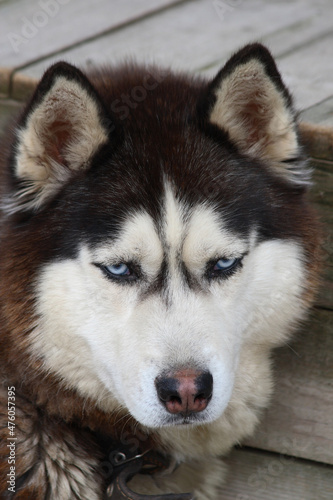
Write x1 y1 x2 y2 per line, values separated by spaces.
202 44 308 184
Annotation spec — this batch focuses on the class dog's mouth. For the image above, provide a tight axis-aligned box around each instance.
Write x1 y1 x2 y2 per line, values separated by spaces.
159 410 211 427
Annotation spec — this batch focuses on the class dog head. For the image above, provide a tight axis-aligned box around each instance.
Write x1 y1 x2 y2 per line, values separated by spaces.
1 44 320 431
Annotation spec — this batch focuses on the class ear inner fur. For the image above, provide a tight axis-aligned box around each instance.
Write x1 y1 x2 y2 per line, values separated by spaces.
202 43 309 185
10 62 112 212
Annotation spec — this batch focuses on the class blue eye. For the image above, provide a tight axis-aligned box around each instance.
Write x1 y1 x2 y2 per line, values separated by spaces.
94 262 137 281
214 258 238 271
208 256 242 279
105 263 131 276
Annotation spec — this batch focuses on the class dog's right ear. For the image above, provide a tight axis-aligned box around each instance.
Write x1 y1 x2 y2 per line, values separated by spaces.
9 62 112 213
199 44 310 186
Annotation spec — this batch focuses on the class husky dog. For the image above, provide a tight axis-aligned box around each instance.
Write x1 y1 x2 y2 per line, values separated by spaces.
0 44 321 499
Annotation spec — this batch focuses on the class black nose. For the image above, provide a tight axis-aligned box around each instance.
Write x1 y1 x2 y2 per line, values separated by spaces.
155 369 213 415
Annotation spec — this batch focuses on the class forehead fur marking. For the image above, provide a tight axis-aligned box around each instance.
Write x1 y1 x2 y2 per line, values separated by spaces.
157 185 188 300
163 184 186 252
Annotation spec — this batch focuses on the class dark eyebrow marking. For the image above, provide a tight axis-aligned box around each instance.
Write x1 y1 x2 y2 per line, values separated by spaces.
139 257 169 301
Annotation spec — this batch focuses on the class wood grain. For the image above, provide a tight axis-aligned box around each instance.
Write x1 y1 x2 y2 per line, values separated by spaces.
222 447 333 500
301 98 333 129
11 0 333 110
310 159 333 309
0 0 184 68
245 309 333 465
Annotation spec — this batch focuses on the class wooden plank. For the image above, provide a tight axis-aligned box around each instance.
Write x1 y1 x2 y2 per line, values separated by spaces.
277 32 333 113
310 159 333 309
0 67 12 98
301 97 333 129
244 309 333 465
0 0 183 68
202 5 333 113
5 0 327 76
221 448 333 500
13 0 333 109
0 99 22 136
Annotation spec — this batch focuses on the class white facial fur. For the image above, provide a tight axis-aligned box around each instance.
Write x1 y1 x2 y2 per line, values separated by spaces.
31 186 306 451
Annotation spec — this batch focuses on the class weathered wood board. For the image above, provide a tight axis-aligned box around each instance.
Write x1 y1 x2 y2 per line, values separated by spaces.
0 0 183 68
221 448 333 500
277 32 333 113
301 98 333 129
0 67 12 98
0 99 22 135
245 308 333 465
11 0 333 109
310 159 333 309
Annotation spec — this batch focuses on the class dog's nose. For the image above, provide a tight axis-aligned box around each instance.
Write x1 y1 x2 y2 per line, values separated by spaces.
155 369 213 414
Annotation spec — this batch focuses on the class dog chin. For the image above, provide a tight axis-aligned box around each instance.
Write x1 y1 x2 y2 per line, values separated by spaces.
160 414 214 427
134 405 224 429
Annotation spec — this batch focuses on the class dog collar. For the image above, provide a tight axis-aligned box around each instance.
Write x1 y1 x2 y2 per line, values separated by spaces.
104 446 194 500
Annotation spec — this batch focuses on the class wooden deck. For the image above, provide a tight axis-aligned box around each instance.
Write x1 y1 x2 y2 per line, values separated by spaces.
0 1 332 498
